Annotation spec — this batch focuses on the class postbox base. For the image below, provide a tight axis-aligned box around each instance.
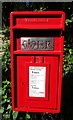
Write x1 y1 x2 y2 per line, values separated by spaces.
12 107 60 113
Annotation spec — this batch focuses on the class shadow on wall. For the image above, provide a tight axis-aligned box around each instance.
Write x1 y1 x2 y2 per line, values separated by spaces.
61 72 73 120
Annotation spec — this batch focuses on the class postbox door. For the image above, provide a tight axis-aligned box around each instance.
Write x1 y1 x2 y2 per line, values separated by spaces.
16 55 59 109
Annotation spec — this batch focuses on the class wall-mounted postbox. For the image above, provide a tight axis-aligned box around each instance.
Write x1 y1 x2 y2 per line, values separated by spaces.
10 11 65 113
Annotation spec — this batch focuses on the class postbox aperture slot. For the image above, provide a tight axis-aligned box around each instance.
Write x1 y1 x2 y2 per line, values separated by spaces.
14 29 62 37
13 29 62 51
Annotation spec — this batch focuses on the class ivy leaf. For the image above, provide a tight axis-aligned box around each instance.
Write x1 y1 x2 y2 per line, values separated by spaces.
7 104 11 110
1 99 6 104
69 49 73 54
0 87 2 95
0 107 4 113
2 94 7 99
12 111 18 119
5 114 10 119
25 113 30 120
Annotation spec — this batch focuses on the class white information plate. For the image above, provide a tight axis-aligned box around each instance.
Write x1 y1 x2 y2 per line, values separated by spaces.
29 66 46 97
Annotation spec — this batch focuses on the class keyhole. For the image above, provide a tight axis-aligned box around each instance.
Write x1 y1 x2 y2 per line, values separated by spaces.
22 82 24 85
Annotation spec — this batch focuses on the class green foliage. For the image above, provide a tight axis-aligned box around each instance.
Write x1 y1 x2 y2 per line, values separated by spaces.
65 13 73 25
2 42 19 120
25 113 31 120
2 26 10 43
65 19 73 25
63 48 73 75
63 12 73 76
34 6 48 11
12 111 18 119
2 42 11 119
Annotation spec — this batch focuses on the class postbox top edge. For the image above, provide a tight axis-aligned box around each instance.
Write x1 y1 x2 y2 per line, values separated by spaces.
10 11 65 16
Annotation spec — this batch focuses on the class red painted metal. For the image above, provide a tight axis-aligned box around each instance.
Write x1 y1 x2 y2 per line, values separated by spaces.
10 11 65 113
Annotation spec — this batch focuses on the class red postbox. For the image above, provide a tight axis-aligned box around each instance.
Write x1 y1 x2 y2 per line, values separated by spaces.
10 11 65 113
